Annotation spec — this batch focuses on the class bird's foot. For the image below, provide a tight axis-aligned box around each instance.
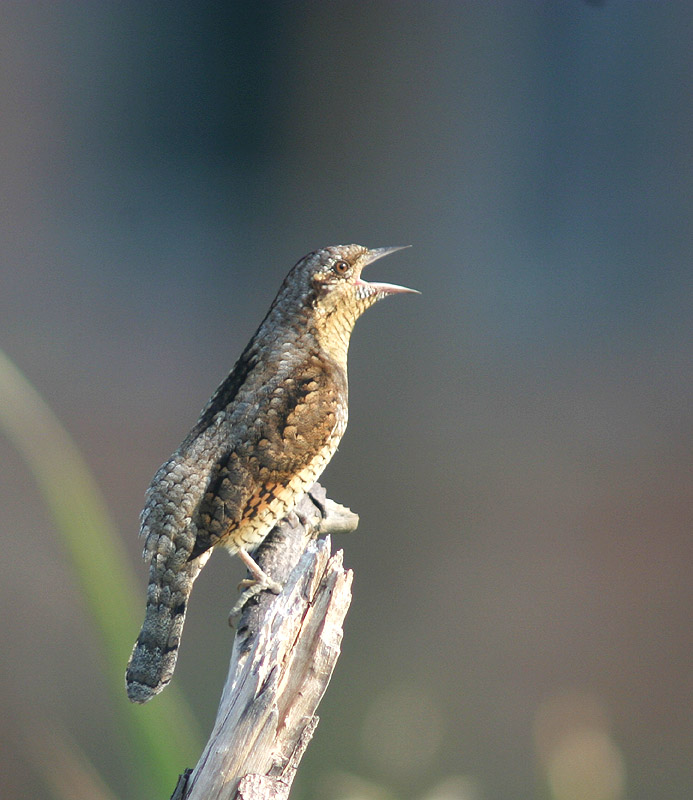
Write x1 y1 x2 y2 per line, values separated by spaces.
228 548 282 624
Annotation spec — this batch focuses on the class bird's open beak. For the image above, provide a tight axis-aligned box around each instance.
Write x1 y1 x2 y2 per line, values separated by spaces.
356 246 420 296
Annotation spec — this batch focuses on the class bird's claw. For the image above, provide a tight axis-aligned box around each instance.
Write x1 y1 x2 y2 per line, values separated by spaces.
228 574 282 625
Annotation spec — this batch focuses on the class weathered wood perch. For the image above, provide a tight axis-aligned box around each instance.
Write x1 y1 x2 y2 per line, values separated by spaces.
171 482 359 800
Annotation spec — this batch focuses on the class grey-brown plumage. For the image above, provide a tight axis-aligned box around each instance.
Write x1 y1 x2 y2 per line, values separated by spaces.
125 244 417 703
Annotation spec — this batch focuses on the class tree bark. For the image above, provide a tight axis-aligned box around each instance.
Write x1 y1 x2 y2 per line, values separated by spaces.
171 483 358 800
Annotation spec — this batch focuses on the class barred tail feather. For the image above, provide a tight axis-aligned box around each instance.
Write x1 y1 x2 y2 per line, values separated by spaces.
125 551 210 703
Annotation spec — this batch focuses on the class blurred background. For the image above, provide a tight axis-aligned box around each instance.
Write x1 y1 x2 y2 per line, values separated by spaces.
1 2 691 799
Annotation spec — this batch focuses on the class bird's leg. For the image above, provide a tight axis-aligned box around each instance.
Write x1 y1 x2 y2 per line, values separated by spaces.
228 548 282 622
236 547 282 592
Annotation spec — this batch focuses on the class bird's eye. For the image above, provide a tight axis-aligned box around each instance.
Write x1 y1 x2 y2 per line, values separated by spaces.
332 260 350 276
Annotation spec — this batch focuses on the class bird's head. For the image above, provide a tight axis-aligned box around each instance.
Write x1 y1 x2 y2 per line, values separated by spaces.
307 243 417 314
268 244 417 366
257 245 417 369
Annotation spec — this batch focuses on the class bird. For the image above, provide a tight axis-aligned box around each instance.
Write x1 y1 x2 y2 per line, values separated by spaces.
125 244 417 703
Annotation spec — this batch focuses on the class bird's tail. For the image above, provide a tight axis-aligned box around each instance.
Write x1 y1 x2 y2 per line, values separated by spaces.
125 551 210 703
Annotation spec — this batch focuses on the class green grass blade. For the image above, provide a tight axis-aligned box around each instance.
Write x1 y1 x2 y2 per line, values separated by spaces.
0 348 202 798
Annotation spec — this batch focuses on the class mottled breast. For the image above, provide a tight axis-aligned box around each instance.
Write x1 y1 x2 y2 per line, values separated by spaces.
189 352 348 557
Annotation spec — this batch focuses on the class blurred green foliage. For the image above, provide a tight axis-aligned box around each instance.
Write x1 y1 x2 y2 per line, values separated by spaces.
0 349 202 799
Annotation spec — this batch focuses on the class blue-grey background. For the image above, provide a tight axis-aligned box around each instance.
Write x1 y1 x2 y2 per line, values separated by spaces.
1 3 691 799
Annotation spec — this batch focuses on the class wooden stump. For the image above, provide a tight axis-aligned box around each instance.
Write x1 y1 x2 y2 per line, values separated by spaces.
171 484 358 800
